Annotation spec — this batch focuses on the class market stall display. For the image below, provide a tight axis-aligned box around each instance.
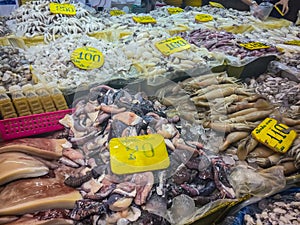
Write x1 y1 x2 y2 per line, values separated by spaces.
0 46 32 91
0 1 299 225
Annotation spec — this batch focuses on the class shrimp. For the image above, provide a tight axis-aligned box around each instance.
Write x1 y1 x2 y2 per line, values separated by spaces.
225 109 273 123
192 87 253 101
237 136 259 161
203 121 259 133
219 131 249 152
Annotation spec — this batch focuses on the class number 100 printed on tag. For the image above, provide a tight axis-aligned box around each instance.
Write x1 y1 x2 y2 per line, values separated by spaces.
155 36 190 56
71 47 104 70
109 134 170 175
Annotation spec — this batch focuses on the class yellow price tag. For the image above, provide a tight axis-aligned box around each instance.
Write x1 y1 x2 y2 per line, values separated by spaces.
109 134 170 175
195 14 214 22
110 9 126 16
284 40 300 46
155 36 190 56
209 1 224 8
71 47 104 70
49 3 76 16
167 7 184 14
239 42 270 50
252 118 297 153
132 16 156 24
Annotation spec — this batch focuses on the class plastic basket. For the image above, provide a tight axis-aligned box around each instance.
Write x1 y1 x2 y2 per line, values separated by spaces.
0 109 72 140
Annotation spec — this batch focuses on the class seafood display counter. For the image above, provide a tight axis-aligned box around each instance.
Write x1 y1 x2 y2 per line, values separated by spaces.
0 0 300 225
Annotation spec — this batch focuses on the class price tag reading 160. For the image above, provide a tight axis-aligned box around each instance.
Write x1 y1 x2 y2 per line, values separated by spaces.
239 42 270 50
71 47 104 70
109 134 170 174
155 36 190 56
49 3 76 15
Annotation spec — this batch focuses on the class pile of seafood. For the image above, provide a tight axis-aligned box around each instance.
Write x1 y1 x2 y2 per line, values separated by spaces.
236 26 300 45
25 34 134 92
179 28 279 64
8 0 106 42
0 17 11 37
158 72 300 175
25 30 224 92
118 29 223 78
55 84 237 224
0 46 33 90
248 73 300 116
243 189 300 225
0 138 82 224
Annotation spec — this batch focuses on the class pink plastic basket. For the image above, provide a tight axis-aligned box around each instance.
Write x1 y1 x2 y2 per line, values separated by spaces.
0 109 72 140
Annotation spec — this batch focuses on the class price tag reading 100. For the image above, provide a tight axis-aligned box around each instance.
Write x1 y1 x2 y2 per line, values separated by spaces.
109 134 170 174
155 36 190 56
71 47 104 70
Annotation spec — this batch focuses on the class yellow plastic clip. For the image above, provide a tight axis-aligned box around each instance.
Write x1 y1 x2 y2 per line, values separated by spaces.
274 5 284 16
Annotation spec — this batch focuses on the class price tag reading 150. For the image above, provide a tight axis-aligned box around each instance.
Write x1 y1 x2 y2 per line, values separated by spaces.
252 118 297 153
49 3 76 15
110 9 126 16
239 42 270 50
167 7 184 14
195 14 214 22
132 16 156 24
284 40 300 46
71 47 104 70
155 36 190 56
109 134 170 175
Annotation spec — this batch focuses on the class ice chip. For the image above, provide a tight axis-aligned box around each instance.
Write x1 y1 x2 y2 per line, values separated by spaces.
167 194 196 225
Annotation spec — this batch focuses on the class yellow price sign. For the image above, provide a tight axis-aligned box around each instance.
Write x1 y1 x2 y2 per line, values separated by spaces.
155 36 190 56
239 42 270 50
209 1 224 8
195 14 214 22
71 47 104 70
49 3 76 16
284 40 300 46
109 134 170 175
110 9 126 16
252 118 297 153
167 7 184 14
132 16 156 24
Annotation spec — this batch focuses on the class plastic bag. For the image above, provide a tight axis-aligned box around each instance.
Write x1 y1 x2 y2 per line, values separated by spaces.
228 165 286 198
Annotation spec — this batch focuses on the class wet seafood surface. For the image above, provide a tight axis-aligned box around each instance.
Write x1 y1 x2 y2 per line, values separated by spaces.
56 84 237 224
25 34 134 92
248 73 300 116
0 46 33 91
180 28 279 65
243 189 300 225
0 17 11 37
8 0 105 42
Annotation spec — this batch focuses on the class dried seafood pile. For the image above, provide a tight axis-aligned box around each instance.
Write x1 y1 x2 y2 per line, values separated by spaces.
159 72 300 175
119 29 223 78
25 35 134 92
243 189 300 225
248 73 300 116
56 84 237 224
0 46 33 91
0 138 82 224
237 25 300 45
0 17 11 37
8 0 105 42
180 28 279 64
